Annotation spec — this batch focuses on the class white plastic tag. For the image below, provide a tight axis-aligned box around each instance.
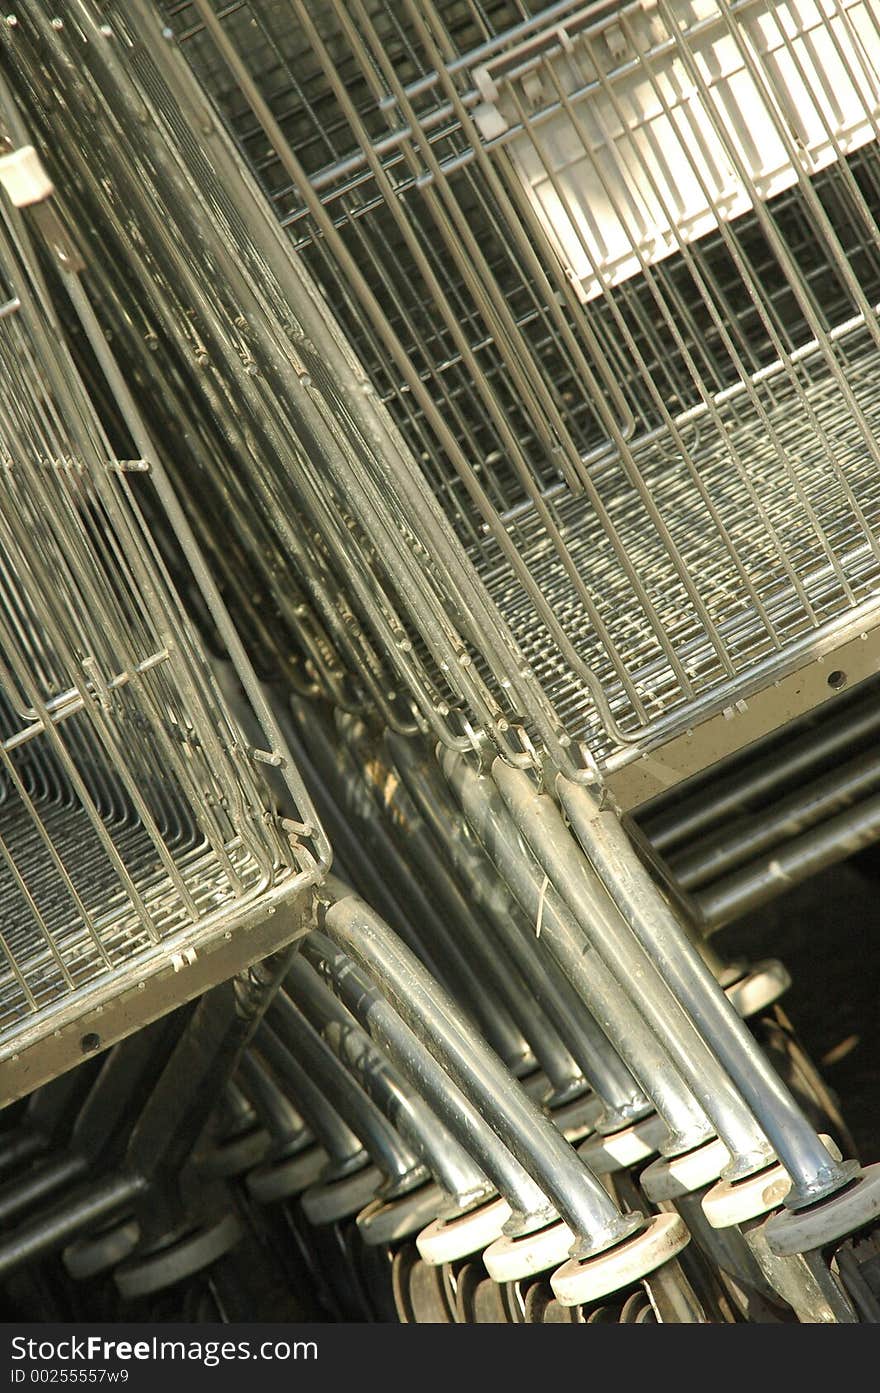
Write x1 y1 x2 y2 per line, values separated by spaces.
0 145 54 207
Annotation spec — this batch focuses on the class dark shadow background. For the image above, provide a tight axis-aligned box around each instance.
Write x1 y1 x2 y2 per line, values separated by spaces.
717 852 880 1157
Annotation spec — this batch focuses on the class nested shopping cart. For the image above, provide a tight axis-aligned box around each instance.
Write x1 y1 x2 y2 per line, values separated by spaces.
0 136 716 1290
0 98 329 1108
8 0 880 913
113 0 880 1259
22 0 880 948
141 0 880 810
7 0 880 1293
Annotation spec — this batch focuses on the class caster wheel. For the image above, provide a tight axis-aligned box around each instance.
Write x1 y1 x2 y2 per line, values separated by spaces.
246 1144 328 1203
725 961 790 1018
702 1134 842 1229
457 1267 512 1323
640 1136 730 1203
484 1218 574 1281
114 1213 244 1299
519 1070 551 1101
765 1162 880 1257
198 1126 270 1178
64 1220 141 1281
549 1091 604 1142
578 1111 668 1174
357 1182 444 1246
523 1281 584 1323
390 1245 420 1323
301 1163 383 1226
417 1195 510 1265
391 1247 457 1323
550 1213 690 1307
620 1292 658 1322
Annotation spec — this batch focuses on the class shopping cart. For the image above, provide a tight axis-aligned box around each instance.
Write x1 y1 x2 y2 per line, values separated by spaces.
7 0 880 1294
29 0 872 928
135 0 880 1263
152 0 880 808
0 94 328 1108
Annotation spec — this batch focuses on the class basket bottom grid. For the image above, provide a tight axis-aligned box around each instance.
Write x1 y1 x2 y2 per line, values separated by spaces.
0 795 267 1046
472 324 880 763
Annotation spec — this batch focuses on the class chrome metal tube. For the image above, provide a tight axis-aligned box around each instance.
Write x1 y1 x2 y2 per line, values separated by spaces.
0 1155 85 1227
697 790 880 930
304 931 533 1215
268 991 423 1191
336 715 577 1094
237 1049 308 1149
559 774 856 1206
287 954 483 1201
643 694 880 853
388 730 638 1110
0 1172 148 1278
321 884 646 1256
494 759 772 1172
287 699 532 1071
673 747 880 890
283 695 451 984
255 1024 365 1169
440 749 716 1145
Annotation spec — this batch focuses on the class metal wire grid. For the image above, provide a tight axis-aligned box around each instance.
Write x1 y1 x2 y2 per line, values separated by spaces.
0 3 530 761
161 0 880 763
4 25 392 726
0 180 321 1055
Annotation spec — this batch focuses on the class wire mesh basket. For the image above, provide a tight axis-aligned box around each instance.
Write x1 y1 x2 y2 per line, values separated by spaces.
0 123 328 1102
0 2 529 763
149 0 880 802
